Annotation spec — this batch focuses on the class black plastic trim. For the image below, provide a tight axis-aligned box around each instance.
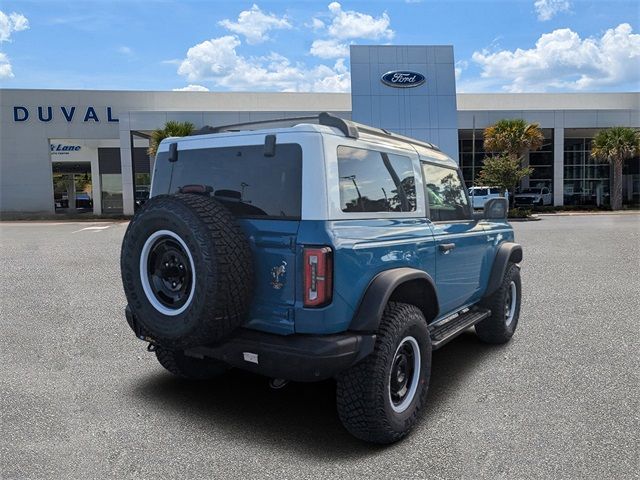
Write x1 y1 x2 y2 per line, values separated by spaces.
350 268 439 332
125 306 375 382
484 242 523 298
184 329 376 382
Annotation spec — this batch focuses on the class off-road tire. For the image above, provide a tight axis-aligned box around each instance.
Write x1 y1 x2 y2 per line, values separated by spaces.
476 262 521 344
121 194 253 349
155 347 229 380
336 302 431 444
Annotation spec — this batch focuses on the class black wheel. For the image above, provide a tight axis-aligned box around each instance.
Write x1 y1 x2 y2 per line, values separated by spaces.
336 302 431 444
476 262 521 344
121 194 253 349
155 347 229 380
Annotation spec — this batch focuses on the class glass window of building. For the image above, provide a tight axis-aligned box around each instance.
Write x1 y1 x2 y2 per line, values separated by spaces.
564 135 610 206
528 131 554 190
459 128 554 193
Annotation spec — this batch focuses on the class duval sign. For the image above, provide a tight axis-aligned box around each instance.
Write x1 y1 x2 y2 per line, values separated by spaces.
381 71 426 88
13 106 119 123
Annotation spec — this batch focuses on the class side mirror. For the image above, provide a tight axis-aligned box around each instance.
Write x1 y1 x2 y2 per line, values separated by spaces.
484 197 508 220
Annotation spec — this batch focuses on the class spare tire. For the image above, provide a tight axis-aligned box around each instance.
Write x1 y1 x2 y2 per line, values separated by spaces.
120 193 253 348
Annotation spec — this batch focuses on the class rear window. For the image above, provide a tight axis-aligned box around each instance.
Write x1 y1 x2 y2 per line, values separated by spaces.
337 146 416 213
167 143 302 219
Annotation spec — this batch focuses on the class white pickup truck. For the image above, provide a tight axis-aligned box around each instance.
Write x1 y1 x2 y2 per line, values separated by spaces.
469 186 508 209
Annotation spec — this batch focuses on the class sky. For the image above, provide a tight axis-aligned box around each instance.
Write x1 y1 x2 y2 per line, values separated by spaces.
0 0 638 93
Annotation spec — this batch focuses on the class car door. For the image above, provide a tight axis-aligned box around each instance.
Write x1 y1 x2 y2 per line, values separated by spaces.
422 162 490 317
542 187 552 205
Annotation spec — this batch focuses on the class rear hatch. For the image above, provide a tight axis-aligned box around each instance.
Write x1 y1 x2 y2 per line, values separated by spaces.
154 139 302 335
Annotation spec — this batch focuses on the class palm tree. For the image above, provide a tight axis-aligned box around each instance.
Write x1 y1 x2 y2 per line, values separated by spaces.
147 121 195 158
481 119 544 207
591 127 640 210
484 118 544 160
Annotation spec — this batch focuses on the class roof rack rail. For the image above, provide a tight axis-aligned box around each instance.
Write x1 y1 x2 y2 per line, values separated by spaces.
190 112 440 151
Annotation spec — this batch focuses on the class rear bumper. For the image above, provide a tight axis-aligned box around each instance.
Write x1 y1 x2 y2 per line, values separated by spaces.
125 306 375 382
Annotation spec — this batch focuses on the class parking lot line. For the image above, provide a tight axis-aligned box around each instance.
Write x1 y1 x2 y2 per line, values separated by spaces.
71 225 113 233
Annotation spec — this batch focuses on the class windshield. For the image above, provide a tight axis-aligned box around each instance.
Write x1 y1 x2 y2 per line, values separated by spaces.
521 188 541 194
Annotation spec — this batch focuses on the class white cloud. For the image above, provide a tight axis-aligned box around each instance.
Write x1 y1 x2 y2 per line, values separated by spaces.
307 18 325 31
0 11 28 79
310 38 349 59
173 84 210 92
177 3 397 92
454 60 468 81
0 10 29 42
308 3 394 59
177 35 350 92
218 4 291 45
0 52 13 78
325 2 393 40
118 46 133 56
534 0 570 21
471 23 640 92
178 35 243 81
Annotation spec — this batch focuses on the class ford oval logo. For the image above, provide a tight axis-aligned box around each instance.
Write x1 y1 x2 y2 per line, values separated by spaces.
381 71 426 88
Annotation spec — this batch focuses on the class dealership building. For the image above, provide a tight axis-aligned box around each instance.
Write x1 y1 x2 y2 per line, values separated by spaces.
1 45 638 216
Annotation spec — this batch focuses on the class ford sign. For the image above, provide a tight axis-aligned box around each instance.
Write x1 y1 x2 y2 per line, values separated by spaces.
381 71 426 88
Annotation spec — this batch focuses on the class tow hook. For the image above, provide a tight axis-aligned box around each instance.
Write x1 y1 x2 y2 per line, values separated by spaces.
147 343 157 352
269 378 289 390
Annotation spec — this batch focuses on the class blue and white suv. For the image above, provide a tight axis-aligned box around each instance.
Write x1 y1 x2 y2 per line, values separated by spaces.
121 113 523 444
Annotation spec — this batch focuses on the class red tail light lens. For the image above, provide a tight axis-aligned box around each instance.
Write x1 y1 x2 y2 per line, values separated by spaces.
303 247 333 308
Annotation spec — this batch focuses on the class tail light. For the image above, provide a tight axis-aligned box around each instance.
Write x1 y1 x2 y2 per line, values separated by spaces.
303 247 333 308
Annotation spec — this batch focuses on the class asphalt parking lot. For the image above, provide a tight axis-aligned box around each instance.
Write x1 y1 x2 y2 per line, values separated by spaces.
1 214 638 479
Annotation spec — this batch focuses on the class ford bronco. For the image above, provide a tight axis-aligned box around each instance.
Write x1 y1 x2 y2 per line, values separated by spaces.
121 113 523 444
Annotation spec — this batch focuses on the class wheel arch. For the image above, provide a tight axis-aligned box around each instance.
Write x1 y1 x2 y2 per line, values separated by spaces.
349 268 439 332
483 242 523 299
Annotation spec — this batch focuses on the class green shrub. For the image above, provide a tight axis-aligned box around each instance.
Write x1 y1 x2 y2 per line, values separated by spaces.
508 207 532 218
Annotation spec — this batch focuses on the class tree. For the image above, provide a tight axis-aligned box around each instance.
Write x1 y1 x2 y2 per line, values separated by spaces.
483 119 544 159
477 155 533 207
590 127 640 210
480 119 544 207
147 121 195 158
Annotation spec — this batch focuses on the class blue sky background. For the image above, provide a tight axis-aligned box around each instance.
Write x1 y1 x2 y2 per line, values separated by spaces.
0 0 638 92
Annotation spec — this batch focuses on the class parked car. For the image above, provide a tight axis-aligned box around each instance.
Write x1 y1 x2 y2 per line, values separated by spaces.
75 192 93 209
515 187 552 206
120 113 523 444
468 186 508 209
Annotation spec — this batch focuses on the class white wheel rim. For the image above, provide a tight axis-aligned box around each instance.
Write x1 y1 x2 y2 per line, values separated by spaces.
140 230 196 316
388 336 421 413
505 281 517 327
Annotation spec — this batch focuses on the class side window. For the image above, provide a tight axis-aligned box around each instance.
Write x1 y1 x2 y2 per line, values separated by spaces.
422 163 471 222
337 146 416 213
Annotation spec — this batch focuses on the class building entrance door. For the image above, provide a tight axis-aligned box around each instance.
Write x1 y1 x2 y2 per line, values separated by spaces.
52 162 93 214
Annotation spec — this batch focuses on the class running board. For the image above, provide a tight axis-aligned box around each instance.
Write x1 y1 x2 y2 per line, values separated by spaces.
429 308 491 350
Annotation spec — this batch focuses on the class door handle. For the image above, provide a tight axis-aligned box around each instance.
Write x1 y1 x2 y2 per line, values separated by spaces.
439 243 456 254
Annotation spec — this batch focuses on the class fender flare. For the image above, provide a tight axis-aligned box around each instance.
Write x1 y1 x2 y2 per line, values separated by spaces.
349 268 439 332
484 242 523 298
